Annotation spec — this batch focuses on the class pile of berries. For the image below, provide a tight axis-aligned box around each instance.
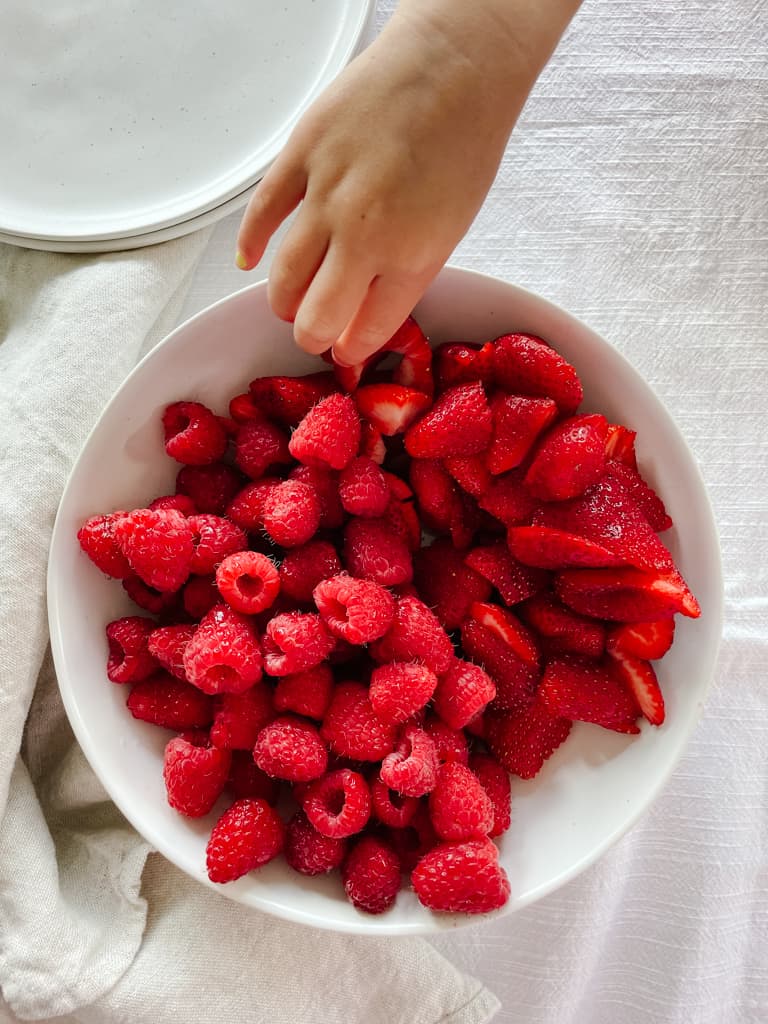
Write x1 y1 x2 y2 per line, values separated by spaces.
78 317 699 916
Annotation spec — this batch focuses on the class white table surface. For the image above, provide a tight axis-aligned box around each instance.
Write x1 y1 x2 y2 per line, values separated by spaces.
175 2 768 1021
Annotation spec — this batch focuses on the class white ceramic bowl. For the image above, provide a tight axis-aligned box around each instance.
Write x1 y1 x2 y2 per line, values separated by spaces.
48 267 723 935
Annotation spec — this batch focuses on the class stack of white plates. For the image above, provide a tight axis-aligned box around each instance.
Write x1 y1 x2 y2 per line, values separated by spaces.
0 1 373 252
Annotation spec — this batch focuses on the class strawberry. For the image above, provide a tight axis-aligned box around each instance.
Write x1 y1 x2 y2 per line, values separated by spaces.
604 460 673 532
556 567 700 621
524 413 608 501
409 458 461 536
533 475 675 572
539 655 641 733
443 454 492 498
604 423 638 470
354 383 431 435
478 470 537 527
330 316 433 396
433 341 495 392
470 602 540 664
487 394 558 475
485 704 572 779
461 605 541 714
608 651 665 725
606 619 675 660
358 420 386 464
248 371 337 427
520 592 606 657
405 382 492 459
507 525 625 569
413 537 492 629
465 542 549 605
229 392 264 423
491 333 583 414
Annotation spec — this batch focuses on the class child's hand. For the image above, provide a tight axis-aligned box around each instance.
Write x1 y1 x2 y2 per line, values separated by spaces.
237 0 579 366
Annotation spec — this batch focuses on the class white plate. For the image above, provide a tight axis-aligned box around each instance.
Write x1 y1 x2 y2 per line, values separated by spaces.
48 268 723 934
0 0 372 243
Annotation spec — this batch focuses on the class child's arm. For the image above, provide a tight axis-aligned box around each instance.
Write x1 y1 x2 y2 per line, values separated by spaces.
237 0 582 366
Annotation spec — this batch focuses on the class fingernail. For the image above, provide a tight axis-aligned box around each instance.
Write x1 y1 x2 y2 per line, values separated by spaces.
235 250 249 271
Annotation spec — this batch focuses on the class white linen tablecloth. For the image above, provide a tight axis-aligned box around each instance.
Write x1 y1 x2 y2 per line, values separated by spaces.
179 1 768 1021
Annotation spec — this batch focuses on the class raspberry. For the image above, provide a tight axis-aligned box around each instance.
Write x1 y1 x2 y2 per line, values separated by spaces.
413 538 492 629
206 798 285 883
249 371 337 427
386 804 439 873
105 616 157 684
279 541 342 603
273 663 334 720
433 659 496 730
370 596 454 676
123 575 180 615
225 478 281 531
253 715 328 782
369 662 438 724
176 462 242 515
126 672 213 730
412 838 510 914
428 762 494 841
227 750 280 803
147 624 196 680
301 768 371 838
210 686 274 750
289 465 344 529
338 457 390 518
380 725 439 797
163 734 231 817
77 512 131 577
321 682 398 761
114 508 194 592
343 517 413 586
262 612 335 675
485 705 572 779
289 392 361 470
469 752 512 838
162 401 228 466
261 480 321 548
149 494 198 516
184 604 263 694
423 716 470 765
187 514 247 575
285 810 347 875
370 778 419 828
234 418 292 479
181 574 219 619
342 836 401 914
215 551 280 614
313 574 395 645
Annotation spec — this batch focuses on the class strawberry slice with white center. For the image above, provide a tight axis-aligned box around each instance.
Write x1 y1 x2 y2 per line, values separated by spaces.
508 525 626 569
556 567 701 621
469 602 540 665
608 650 665 725
328 316 434 396
606 619 675 660
355 383 431 436
605 423 639 470
433 341 495 392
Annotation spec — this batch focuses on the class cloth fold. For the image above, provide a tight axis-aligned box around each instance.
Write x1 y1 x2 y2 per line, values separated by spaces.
0 240 499 1024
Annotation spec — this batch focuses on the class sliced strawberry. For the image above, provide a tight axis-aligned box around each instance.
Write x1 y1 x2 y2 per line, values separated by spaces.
508 525 625 569
556 567 701 621
524 413 608 501
433 341 495 392
604 423 638 470
331 316 433 396
461 616 541 714
409 458 461 536
449 489 484 551
519 593 605 657
382 471 413 502
355 383 431 436
405 381 492 460
486 394 558 475
491 334 583 414
383 497 423 552
533 475 674 573
443 454 492 499
604 460 673 532
606 619 675 660
248 372 336 427
469 602 540 664
229 392 265 423
465 542 548 605
539 656 640 733
485 705 572 780
414 538 493 629
478 470 537 527
358 420 386 464
608 652 665 725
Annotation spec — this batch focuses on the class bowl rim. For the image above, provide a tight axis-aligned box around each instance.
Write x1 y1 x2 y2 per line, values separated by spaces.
47 266 724 934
